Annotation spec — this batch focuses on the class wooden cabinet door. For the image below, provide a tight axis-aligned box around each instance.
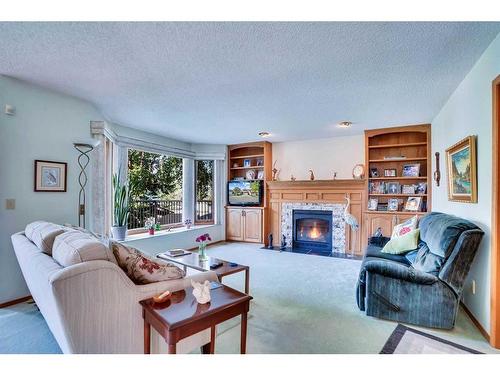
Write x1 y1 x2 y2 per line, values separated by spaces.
226 208 243 241
243 208 263 243
366 214 394 239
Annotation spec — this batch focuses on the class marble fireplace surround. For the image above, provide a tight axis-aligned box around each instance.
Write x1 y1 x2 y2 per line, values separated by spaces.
281 202 346 252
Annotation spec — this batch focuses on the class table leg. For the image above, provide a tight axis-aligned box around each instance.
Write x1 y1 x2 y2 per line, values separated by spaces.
209 325 216 354
167 343 176 354
245 268 250 295
241 312 248 354
144 321 151 354
201 342 211 354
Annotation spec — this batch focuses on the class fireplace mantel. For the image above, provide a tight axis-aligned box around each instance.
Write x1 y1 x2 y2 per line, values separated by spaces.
267 179 366 255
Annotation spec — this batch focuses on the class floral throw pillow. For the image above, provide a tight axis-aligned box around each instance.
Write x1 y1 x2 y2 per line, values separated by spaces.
391 215 418 239
112 242 185 285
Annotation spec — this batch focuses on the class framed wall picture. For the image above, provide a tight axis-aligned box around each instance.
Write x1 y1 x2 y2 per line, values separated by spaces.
34 160 67 192
405 196 422 212
402 163 420 177
384 168 397 177
445 135 477 203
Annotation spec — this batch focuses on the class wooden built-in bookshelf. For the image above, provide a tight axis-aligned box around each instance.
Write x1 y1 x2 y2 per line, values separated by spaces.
363 124 431 242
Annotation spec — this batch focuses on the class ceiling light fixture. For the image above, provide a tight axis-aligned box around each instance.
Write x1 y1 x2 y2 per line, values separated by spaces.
258 131 271 138
337 121 352 128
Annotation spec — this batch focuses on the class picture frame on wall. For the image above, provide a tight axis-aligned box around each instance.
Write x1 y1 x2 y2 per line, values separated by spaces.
34 160 67 192
445 135 478 203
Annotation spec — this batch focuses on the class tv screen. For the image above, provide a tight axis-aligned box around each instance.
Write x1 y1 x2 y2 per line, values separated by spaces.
228 180 262 206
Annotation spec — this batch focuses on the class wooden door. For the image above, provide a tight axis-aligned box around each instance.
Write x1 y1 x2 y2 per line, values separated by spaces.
243 208 263 243
366 214 394 239
226 208 244 241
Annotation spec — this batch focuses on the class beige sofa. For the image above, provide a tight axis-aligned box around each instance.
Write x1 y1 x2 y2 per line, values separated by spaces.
11 230 218 354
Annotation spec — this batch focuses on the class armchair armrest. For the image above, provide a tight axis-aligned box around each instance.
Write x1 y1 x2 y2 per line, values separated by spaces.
368 236 391 247
365 259 438 285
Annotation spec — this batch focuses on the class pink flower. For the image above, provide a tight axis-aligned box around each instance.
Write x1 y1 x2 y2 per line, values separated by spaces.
195 233 212 243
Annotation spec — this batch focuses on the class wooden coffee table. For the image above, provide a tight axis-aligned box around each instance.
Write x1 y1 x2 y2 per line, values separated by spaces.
141 283 252 354
158 252 250 294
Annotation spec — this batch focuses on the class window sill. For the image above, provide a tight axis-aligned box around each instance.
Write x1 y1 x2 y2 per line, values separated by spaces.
121 224 217 243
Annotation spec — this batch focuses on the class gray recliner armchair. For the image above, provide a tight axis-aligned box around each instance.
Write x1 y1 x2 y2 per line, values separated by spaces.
356 212 484 329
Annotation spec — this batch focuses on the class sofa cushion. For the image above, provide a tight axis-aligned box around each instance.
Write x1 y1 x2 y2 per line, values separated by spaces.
410 241 445 276
25 221 66 255
52 231 114 267
364 243 411 265
382 229 420 255
112 242 185 285
419 212 479 258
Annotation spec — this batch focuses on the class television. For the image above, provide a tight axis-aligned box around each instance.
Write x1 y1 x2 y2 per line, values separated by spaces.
227 180 263 206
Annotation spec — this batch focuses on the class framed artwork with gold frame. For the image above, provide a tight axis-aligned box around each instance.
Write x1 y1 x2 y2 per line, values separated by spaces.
445 135 477 203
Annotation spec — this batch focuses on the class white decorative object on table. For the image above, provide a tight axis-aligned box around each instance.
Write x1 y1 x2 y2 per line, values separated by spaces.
191 279 211 304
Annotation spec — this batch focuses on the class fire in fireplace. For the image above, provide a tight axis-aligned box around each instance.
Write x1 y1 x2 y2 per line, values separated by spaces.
292 210 333 251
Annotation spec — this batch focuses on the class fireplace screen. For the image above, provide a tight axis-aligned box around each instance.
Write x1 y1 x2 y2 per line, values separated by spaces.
296 218 330 243
292 209 333 251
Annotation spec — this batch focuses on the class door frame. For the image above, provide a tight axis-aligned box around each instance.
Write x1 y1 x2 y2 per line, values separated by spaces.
492 75 500 348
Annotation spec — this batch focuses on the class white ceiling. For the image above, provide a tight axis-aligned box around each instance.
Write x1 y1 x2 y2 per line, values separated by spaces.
1 22 499 144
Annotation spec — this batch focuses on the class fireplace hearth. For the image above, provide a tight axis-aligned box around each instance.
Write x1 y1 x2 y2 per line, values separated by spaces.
293 210 332 251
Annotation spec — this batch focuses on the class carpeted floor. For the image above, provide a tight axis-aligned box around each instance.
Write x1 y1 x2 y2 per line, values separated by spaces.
0 242 498 354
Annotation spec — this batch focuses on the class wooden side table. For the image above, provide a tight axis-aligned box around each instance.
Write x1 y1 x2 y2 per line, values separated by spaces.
141 283 252 354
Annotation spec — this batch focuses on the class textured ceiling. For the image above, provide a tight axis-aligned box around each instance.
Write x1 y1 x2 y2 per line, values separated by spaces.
1 22 499 144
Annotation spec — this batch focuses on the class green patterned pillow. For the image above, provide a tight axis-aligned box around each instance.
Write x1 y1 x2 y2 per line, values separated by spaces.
382 229 420 255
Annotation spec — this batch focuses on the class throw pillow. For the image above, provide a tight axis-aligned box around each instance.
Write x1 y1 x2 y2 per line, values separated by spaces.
382 229 420 255
391 215 418 239
52 230 114 267
112 242 185 284
410 241 445 275
25 221 67 255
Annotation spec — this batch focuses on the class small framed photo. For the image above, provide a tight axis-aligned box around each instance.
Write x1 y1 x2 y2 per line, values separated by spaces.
405 196 422 212
256 159 264 167
388 198 399 211
34 160 67 192
377 203 388 212
384 169 397 177
243 159 251 167
257 170 264 180
416 182 427 195
369 168 379 178
368 198 379 211
386 182 400 195
402 163 420 177
402 184 416 194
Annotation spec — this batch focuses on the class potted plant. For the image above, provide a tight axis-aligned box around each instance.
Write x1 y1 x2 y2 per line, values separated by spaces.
112 173 131 241
145 217 156 235
184 218 192 229
195 233 212 260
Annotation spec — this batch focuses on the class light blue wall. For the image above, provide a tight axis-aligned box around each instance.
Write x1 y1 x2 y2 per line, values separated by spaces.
0 75 103 303
0 75 227 304
432 33 500 333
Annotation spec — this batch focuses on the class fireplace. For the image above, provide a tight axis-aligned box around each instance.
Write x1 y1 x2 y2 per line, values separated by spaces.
292 210 333 251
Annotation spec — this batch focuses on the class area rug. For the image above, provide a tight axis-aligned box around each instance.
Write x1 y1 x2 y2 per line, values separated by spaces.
380 324 482 354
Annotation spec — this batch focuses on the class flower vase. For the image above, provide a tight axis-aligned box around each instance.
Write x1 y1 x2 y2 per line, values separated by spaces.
199 242 207 260
148 228 155 235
